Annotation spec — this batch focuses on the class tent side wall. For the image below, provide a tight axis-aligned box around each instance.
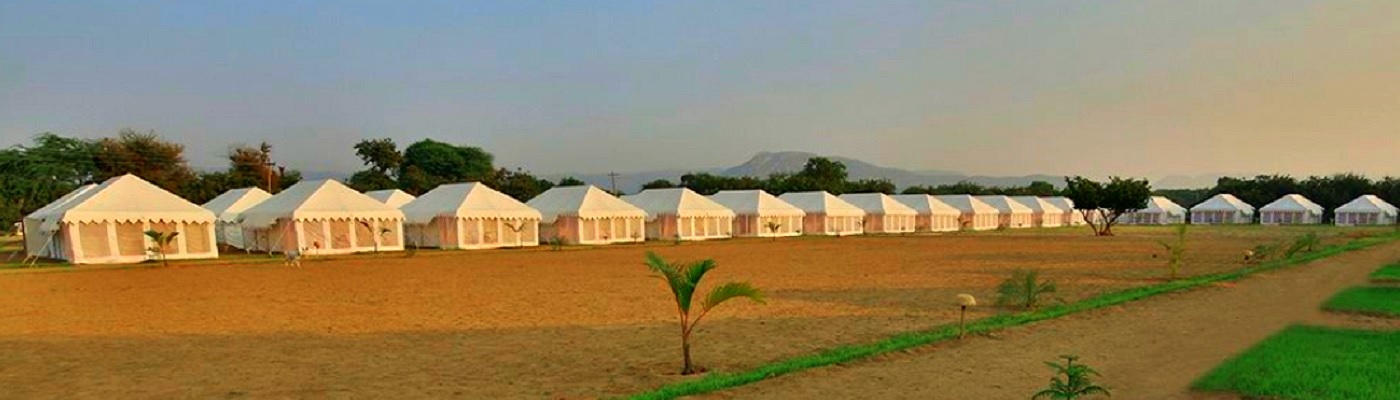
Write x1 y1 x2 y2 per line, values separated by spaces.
1334 212 1397 226
56 220 218 264
1259 211 1321 225
731 214 802 237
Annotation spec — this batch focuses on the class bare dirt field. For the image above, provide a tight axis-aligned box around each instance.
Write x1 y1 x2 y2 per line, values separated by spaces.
0 226 1386 399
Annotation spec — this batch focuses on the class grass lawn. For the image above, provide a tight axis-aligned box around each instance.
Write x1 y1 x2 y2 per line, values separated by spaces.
1371 263 1400 283
1322 286 1400 317
1193 325 1400 400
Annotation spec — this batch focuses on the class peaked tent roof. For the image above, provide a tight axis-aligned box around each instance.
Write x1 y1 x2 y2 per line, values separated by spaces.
1335 195 1398 215
29 174 215 231
400 182 541 224
1010 196 1066 214
934 195 1000 214
525 185 647 223
1259 194 1324 214
975 195 1035 214
25 184 98 221
708 190 806 217
839 193 918 216
1043 196 1076 213
1191 194 1255 213
777 192 865 217
891 194 962 216
202 187 273 222
240 179 405 228
621 188 736 219
1138 196 1188 215
365 189 417 208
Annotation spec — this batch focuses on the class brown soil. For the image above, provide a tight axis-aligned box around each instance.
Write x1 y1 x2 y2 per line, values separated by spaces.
0 226 1382 399
701 240 1400 400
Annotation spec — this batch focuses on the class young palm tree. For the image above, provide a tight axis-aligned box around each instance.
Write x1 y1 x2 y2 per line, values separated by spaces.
996 269 1057 309
1033 355 1111 399
764 221 783 241
503 221 526 248
1157 224 1187 280
143 230 179 267
644 251 765 375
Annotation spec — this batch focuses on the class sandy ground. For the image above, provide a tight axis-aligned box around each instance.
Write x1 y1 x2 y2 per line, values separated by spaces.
0 226 1382 398
701 239 1400 400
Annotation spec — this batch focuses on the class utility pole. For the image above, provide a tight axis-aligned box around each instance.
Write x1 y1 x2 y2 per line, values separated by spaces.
265 161 278 193
607 171 620 194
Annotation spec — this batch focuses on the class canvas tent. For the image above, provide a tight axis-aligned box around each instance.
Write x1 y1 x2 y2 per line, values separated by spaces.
23 174 218 264
933 195 1001 231
400 183 541 249
1258 194 1324 225
1334 195 1398 226
839 193 917 234
708 190 805 238
239 179 405 255
366 189 416 209
1041 197 1086 226
1122 196 1187 225
975 195 1036 229
1190 194 1255 224
201 187 272 249
622 188 736 241
891 195 961 232
1011 196 1067 228
527 185 646 245
779 192 866 236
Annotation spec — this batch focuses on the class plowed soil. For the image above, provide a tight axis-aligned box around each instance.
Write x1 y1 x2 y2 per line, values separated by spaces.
0 226 1381 399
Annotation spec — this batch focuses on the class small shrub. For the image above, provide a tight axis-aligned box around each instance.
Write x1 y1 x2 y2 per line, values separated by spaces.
1157 224 1187 280
1246 243 1279 264
1033 355 1111 399
996 269 1057 310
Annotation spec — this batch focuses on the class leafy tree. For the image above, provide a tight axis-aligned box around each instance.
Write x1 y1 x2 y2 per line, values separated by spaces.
844 178 896 194
794 157 847 194
644 252 764 375
995 269 1057 309
1062 176 1151 236
556 176 586 187
489 168 554 201
93 129 197 193
398 139 495 194
1033 355 1111 399
349 138 402 191
641 179 677 190
349 170 399 192
679 173 764 195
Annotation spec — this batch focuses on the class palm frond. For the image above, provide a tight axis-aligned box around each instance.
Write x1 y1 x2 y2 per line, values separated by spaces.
645 252 693 311
702 281 765 312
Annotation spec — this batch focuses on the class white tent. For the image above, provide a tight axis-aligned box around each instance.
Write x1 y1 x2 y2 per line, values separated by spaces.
366 189 416 209
400 183 541 249
1122 196 1187 225
891 194 961 232
22 174 218 264
622 188 736 241
1011 196 1068 228
933 195 1001 231
239 179 405 255
1042 197 1087 226
778 191 866 236
975 195 1036 229
1334 195 1398 226
708 190 805 238
1259 194 1324 225
1190 194 1255 225
527 185 647 245
201 187 272 249
839 193 917 234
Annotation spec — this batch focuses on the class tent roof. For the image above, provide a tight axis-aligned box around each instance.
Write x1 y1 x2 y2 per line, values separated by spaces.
891 194 962 216
526 185 646 223
365 189 417 208
1042 196 1076 212
202 187 273 222
399 182 541 224
621 188 736 220
777 192 865 217
240 179 405 228
25 184 97 221
1191 194 1255 213
1335 195 1399 215
975 195 1034 214
707 190 806 217
28 174 215 230
1259 194 1324 214
1010 196 1066 214
1137 196 1188 215
933 195 999 214
839 193 917 216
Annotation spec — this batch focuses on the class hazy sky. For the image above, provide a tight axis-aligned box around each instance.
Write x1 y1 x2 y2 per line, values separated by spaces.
2 1 1397 178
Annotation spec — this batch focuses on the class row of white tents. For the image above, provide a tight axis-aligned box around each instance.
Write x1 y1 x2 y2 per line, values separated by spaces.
20 174 1399 264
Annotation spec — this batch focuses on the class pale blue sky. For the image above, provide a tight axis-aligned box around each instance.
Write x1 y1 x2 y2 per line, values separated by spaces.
2 1 1397 178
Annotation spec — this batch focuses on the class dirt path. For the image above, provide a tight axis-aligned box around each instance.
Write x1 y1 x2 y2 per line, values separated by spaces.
701 241 1400 400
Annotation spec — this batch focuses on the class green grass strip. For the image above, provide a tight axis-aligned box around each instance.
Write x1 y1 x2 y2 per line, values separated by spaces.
1323 287 1400 317
1370 263 1400 283
1192 325 1400 400
627 233 1400 400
